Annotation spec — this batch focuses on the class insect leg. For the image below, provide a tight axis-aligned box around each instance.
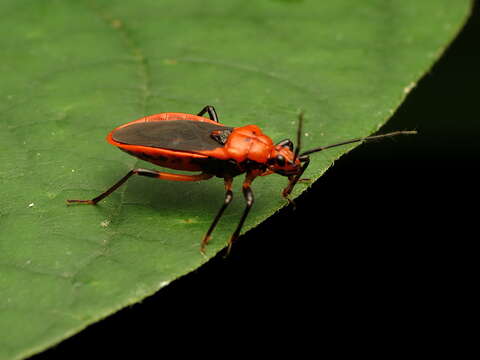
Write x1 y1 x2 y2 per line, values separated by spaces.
282 156 311 199
197 105 219 122
200 177 233 254
67 169 213 205
275 139 294 149
227 174 256 254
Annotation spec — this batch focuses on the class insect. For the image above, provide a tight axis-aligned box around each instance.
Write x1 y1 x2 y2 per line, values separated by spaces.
67 105 415 253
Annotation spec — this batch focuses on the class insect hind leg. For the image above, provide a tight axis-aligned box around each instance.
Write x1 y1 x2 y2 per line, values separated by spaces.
67 169 212 205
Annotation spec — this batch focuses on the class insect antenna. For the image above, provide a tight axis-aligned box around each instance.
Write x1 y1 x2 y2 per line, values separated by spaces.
300 130 417 156
293 111 304 161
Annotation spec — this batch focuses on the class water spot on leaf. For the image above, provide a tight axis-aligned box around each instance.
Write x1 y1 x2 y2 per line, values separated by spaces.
100 220 110 227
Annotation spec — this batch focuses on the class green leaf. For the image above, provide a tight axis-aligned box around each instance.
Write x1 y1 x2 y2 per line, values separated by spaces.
0 0 470 358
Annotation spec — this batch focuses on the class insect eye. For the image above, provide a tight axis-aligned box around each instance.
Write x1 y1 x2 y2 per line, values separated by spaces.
276 155 285 166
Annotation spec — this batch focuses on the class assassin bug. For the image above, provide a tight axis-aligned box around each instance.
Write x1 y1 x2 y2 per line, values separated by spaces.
67 105 415 253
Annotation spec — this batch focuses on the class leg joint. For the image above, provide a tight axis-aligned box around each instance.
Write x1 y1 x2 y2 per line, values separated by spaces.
242 186 254 206
133 168 159 178
225 190 234 204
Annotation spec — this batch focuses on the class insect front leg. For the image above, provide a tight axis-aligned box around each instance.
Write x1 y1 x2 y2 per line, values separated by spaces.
197 105 219 122
282 156 311 200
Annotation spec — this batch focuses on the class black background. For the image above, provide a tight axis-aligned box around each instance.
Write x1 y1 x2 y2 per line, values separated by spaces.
33 2 478 358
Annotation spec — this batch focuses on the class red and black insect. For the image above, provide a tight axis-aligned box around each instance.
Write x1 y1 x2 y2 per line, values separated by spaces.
67 105 415 253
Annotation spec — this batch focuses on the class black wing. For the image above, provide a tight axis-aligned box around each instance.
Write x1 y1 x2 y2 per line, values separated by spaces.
112 120 234 151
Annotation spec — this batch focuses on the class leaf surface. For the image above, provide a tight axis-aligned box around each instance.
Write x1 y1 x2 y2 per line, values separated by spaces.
0 1 470 358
